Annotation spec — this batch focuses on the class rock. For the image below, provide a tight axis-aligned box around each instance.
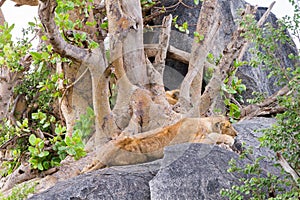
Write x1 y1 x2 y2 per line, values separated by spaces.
150 0 298 101
28 161 161 200
233 117 280 175
149 143 249 200
237 9 298 101
234 117 276 158
29 144 249 200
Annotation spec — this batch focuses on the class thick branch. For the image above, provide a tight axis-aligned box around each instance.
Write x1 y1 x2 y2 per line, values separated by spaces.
198 5 257 116
153 14 172 74
178 0 221 114
276 152 300 185
38 0 90 62
144 44 190 64
106 0 148 86
188 0 222 108
240 84 289 118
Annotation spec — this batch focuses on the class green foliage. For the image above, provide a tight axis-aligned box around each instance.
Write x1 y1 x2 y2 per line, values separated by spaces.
0 22 32 72
28 134 52 171
222 61 247 120
14 44 65 112
0 182 36 200
54 0 99 49
173 16 189 34
194 0 203 5
194 0 200 5
220 157 298 199
222 0 300 198
53 129 86 161
141 0 156 7
0 6 92 177
27 108 92 171
194 31 204 43
73 106 95 140
246 91 267 104
259 77 300 170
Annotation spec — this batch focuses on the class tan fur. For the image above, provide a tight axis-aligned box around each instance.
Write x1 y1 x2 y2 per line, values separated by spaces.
166 89 179 105
82 116 237 172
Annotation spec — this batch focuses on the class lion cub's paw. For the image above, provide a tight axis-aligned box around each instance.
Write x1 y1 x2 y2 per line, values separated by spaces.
81 160 106 174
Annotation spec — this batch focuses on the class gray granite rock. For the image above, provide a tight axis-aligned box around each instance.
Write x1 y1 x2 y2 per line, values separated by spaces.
149 143 249 200
28 161 160 200
237 9 298 101
151 0 298 102
233 117 280 175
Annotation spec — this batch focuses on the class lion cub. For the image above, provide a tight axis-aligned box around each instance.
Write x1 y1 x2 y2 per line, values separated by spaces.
82 116 237 172
166 89 180 105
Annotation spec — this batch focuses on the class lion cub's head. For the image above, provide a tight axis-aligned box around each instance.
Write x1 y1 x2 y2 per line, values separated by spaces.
213 120 238 137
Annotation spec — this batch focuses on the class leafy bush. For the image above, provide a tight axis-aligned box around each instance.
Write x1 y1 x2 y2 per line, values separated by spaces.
0 182 36 200
221 0 300 198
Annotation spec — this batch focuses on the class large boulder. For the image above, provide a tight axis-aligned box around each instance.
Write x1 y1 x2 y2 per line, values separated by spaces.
28 161 161 200
233 117 280 175
149 143 248 200
149 0 298 100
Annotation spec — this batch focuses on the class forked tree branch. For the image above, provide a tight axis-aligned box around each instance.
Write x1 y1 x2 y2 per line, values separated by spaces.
198 5 257 116
178 0 221 114
38 0 91 63
276 152 300 185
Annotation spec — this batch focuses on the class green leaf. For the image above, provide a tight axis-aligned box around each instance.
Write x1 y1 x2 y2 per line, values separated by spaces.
37 162 44 171
41 35 48 41
100 21 108 29
66 148 76 155
37 140 44 149
29 158 38 168
28 22 35 26
43 161 50 170
28 146 37 154
38 151 49 158
194 0 199 5
29 134 37 146
65 136 72 146
30 52 42 61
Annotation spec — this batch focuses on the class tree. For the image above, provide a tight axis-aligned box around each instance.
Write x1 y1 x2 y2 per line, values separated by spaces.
0 0 299 196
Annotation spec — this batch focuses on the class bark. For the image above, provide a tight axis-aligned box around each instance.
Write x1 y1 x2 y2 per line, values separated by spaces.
11 0 38 6
106 0 148 86
107 0 176 136
198 5 257 116
177 0 221 115
240 83 289 119
38 0 110 146
0 6 4 25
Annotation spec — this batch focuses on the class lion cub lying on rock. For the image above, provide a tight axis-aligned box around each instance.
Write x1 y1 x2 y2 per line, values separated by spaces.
82 116 237 172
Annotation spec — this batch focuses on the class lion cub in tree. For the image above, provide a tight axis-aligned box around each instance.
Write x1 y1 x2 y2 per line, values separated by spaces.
83 116 237 172
166 89 179 105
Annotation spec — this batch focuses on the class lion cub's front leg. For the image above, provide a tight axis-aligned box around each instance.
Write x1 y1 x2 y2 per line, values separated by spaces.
195 132 235 146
